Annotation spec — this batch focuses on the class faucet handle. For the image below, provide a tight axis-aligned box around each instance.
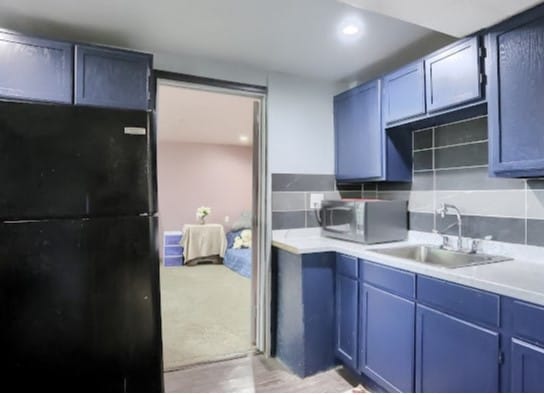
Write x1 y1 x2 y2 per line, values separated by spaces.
469 238 479 254
469 235 493 253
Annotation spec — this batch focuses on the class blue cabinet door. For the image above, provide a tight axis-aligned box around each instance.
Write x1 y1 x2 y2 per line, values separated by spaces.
75 45 151 110
335 274 358 369
511 338 544 392
487 9 544 177
425 36 482 113
383 61 426 124
0 32 72 104
415 305 500 392
359 283 415 392
334 80 382 181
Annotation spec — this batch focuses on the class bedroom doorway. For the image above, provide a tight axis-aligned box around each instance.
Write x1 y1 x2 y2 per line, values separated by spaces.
154 73 269 372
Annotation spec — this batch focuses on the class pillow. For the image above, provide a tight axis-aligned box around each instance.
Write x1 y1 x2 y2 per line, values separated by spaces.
226 230 243 249
233 229 252 249
231 211 252 231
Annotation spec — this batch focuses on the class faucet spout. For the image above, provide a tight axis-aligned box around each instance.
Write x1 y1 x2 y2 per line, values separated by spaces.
436 203 463 251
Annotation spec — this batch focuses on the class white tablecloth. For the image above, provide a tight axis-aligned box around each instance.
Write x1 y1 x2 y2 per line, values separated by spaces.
182 224 227 263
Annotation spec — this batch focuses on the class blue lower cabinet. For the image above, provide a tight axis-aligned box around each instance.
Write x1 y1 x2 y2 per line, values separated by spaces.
415 304 500 392
335 274 358 369
359 283 415 392
274 249 336 377
511 338 544 392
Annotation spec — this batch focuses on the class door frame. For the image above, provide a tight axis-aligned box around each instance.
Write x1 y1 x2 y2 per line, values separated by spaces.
151 70 271 358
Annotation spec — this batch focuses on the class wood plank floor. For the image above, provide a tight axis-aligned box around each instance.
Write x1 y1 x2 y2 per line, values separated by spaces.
164 354 362 393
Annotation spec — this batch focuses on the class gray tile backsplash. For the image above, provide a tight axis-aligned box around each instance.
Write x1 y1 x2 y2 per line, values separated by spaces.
434 117 487 147
434 142 488 169
409 212 435 232
272 173 336 192
413 150 433 171
271 173 359 230
435 167 525 190
271 192 306 212
412 171 434 191
272 116 544 243
272 211 306 230
527 219 544 247
379 116 544 246
414 129 433 150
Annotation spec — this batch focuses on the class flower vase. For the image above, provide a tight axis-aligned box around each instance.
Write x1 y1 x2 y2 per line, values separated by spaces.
199 217 206 225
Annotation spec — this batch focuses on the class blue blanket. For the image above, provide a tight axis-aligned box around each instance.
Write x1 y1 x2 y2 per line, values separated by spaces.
223 248 252 278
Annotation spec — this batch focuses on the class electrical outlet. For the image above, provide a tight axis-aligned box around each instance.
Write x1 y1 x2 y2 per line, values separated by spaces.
224 216 230 223
310 193 324 209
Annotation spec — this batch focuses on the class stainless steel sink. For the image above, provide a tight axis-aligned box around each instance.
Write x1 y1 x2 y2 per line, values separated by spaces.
368 245 512 269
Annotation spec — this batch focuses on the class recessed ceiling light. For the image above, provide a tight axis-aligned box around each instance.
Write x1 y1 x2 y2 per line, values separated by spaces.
342 24 360 36
239 135 249 143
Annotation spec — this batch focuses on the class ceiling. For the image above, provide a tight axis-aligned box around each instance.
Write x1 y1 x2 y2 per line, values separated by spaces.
0 1 537 82
0 0 453 82
339 0 542 37
156 81 256 145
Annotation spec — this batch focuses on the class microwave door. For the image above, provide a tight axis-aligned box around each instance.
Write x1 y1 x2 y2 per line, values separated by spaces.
323 206 354 234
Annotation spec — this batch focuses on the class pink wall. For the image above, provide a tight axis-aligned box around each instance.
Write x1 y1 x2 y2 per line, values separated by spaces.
157 141 253 246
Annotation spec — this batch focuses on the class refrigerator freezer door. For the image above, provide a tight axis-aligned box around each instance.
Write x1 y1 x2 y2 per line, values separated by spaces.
0 216 162 392
0 101 152 220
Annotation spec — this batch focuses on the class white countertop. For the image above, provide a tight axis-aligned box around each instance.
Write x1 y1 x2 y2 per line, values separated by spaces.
272 228 544 306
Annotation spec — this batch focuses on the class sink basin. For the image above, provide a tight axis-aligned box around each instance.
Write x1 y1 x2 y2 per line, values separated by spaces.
368 245 512 269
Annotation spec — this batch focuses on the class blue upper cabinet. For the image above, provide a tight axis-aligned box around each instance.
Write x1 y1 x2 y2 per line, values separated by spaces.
415 305 500 393
425 36 483 113
487 7 544 177
334 80 382 181
383 61 426 124
0 32 72 104
75 45 152 110
334 80 412 182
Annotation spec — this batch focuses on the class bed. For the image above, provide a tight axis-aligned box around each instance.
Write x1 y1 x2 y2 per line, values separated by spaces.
223 229 252 278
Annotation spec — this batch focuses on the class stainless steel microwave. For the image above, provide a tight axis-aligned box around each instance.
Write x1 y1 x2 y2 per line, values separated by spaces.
318 199 408 244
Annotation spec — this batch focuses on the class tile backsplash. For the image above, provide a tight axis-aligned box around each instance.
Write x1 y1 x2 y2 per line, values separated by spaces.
271 174 360 230
271 116 544 247
365 116 544 247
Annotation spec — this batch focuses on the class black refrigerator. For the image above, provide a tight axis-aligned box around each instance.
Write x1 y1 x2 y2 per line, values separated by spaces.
0 101 163 392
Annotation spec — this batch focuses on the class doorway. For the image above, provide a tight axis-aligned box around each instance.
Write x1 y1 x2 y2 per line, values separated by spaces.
153 73 269 372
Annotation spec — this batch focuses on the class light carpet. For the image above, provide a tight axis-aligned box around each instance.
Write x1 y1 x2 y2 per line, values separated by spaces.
160 264 251 370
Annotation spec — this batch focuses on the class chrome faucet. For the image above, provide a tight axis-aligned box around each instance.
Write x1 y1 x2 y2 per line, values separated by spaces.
435 203 463 251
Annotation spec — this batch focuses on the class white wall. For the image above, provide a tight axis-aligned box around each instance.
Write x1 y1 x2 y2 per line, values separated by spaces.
267 72 336 174
155 50 268 87
155 51 339 175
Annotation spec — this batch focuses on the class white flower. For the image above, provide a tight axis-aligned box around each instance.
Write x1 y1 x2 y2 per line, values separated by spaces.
196 206 211 219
